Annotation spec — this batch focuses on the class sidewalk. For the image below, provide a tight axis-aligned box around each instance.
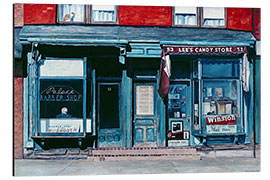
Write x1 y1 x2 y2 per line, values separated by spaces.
14 157 260 176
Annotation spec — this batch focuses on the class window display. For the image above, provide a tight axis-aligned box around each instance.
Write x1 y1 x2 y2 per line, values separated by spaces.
200 59 241 134
38 58 86 134
202 80 240 116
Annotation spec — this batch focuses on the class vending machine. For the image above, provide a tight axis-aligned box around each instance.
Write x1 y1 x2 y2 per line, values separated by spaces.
167 83 191 147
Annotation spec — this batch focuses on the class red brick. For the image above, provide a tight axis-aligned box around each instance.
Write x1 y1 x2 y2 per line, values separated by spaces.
24 4 56 24
253 8 261 40
227 8 253 31
14 4 24 27
119 6 172 26
14 78 23 159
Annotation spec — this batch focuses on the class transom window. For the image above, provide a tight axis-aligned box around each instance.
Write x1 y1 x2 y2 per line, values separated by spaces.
58 4 117 24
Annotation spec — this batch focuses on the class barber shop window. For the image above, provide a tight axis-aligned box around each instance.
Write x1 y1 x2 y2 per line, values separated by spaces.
38 58 86 134
174 7 198 26
58 4 117 24
202 7 226 27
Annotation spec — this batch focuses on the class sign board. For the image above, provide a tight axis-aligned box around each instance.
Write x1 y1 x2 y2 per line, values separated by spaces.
164 46 247 55
206 115 237 125
167 130 190 140
206 115 237 134
168 140 189 147
40 118 83 133
207 125 237 134
136 85 154 115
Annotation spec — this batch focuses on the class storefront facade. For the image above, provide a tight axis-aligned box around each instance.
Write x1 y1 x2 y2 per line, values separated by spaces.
14 4 261 156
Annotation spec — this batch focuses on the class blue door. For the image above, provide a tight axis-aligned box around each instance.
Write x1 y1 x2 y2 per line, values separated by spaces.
97 83 123 148
133 83 158 147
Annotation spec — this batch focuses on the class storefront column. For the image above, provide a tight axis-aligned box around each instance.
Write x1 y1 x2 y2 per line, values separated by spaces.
122 70 133 147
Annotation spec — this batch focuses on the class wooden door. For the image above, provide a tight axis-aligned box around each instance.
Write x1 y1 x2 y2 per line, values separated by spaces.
133 83 158 147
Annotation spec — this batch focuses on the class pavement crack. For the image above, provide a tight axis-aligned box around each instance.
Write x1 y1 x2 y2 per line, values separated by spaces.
56 160 74 176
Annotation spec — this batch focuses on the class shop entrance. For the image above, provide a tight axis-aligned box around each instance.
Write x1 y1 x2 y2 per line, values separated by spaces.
167 82 191 146
133 83 158 147
97 83 123 148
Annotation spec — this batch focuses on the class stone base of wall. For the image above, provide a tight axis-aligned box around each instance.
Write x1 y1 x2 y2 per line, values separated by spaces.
24 149 90 160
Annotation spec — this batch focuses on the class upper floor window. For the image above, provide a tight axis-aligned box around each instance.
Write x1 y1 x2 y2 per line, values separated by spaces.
91 5 117 23
202 7 225 27
173 6 226 28
58 4 85 23
58 4 117 24
174 7 197 26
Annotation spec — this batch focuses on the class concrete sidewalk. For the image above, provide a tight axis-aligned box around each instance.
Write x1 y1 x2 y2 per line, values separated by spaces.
14 157 260 176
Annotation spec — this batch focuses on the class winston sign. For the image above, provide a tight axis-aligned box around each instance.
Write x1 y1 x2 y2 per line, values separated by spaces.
206 115 237 134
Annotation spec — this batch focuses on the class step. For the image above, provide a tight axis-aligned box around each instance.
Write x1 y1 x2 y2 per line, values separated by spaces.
88 153 201 162
91 147 197 156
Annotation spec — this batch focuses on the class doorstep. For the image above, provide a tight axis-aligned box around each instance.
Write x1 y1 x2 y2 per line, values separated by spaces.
23 149 91 160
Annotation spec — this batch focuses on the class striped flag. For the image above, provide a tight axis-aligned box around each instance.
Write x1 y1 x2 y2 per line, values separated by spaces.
158 50 171 99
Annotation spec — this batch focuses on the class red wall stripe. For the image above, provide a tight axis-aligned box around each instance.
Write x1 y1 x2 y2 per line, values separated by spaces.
118 6 172 26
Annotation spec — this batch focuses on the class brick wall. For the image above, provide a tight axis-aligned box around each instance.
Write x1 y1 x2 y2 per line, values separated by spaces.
14 4 24 27
24 4 56 24
118 6 172 26
227 8 253 31
14 78 24 159
253 8 261 40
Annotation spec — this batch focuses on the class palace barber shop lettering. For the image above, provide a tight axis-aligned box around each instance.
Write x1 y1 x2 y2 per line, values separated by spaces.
40 86 82 102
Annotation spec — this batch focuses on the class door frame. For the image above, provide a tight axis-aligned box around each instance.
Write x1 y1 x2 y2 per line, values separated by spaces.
97 82 123 148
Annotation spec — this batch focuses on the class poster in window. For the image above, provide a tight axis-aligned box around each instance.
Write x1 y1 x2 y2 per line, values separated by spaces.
136 85 154 115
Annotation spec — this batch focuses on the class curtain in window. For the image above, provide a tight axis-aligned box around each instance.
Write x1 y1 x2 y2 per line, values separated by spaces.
203 7 225 26
175 7 197 25
59 4 84 22
92 5 115 22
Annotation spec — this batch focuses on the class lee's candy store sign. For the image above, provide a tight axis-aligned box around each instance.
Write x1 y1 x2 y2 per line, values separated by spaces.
206 115 237 134
164 46 247 55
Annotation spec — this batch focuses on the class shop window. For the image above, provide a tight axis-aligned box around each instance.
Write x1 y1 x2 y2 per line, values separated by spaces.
202 60 240 78
91 5 117 23
174 7 198 26
200 59 240 117
202 7 225 27
58 4 85 23
38 58 86 134
202 80 240 116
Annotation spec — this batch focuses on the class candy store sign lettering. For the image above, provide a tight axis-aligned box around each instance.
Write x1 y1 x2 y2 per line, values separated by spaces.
164 46 247 54
40 86 82 102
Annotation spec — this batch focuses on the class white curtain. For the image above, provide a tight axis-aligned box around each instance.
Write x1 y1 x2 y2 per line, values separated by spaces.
242 53 250 92
61 4 84 22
